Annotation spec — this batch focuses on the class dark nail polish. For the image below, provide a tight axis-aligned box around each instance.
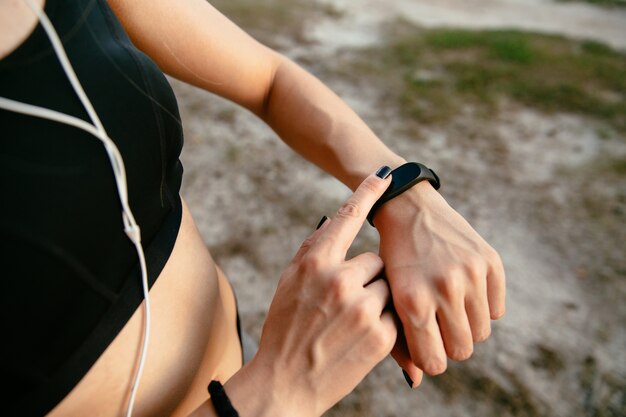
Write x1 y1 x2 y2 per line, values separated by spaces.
402 370 414 388
375 165 392 179
316 215 329 230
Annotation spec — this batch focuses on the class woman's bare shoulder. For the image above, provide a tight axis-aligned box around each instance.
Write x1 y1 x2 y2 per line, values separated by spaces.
0 0 45 60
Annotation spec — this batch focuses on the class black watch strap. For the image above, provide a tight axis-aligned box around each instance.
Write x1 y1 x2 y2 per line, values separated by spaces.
367 162 440 226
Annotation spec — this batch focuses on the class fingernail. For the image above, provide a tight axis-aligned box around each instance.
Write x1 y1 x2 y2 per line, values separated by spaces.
402 370 414 388
375 165 392 179
316 215 329 230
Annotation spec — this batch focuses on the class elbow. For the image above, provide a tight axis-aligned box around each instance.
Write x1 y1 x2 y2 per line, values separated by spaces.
253 52 288 120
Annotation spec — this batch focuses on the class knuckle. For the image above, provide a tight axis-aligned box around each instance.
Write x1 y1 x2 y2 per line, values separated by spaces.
300 252 325 274
435 270 464 298
328 275 352 302
396 291 422 317
465 256 486 281
473 326 492 343
362 251 384 269
352 304 371 328
370 327 394 355
491 307 506 320
485 246 503 268
299 236 315 251
423 358 447 376
448 345 473 361
280 264 297 281
351 257 384 285
335 266 356 282
336 202 361 219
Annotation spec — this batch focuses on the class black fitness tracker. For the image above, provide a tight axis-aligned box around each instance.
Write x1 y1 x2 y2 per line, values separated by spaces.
367 162 440 226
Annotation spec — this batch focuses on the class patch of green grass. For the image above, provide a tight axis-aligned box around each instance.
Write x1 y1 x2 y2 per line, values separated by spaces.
581 40 620 57
530 344 565 376
557 0 626 7
427 30 536 64
610 158 626 175
226 144 240 162
371 25 626 129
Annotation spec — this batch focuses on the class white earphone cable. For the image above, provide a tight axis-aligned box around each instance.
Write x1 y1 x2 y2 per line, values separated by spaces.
0 2 152 416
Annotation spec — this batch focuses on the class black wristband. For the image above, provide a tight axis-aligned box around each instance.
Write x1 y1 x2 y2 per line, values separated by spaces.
367 162 440 226
208 380 239 417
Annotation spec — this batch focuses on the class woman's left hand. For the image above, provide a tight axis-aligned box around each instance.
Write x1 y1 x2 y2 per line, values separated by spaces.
373 181 506 386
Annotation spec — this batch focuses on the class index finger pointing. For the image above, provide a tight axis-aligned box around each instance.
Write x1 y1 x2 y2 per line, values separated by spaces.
319 166 392 259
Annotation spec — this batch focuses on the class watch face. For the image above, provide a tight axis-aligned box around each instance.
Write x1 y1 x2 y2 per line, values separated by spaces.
392 162 424 185
390 162 440 193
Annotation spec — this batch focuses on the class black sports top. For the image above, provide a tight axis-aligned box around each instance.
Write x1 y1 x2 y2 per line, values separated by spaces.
0 0 184 414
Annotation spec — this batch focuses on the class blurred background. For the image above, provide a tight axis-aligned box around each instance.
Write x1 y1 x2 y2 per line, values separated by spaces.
172 1 626 416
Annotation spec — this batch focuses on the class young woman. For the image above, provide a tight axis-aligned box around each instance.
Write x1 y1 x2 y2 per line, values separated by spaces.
0 0 505 415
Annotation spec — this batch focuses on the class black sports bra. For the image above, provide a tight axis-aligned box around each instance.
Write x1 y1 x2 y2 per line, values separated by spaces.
0 0 184 414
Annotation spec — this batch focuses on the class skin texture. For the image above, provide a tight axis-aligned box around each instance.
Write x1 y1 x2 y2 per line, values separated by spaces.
1 0 506 414
46 200 243 417
107 0 506 386
377 182 505 383
215 173 398 417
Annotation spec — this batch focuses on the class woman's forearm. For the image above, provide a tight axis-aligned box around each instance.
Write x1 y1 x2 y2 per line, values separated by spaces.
108 0 405 189
260 57 406 191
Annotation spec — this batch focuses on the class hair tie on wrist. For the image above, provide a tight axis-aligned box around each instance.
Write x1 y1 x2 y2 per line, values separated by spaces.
208 380 240 417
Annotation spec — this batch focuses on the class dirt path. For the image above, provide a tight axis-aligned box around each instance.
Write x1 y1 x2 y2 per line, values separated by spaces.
312 0 626 52
174 1 625 415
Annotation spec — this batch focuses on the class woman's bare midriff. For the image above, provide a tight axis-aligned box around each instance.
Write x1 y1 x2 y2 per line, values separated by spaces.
4 3 242 415
47 198 243 417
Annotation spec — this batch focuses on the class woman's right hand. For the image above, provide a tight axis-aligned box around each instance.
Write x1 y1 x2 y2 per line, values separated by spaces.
224 169 397 417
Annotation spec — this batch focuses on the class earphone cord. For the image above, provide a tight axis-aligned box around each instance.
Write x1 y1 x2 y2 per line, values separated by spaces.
0 1 151 416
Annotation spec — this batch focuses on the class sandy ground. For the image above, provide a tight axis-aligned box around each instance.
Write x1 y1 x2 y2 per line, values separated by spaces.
173 1 626 416
311 0 626 51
